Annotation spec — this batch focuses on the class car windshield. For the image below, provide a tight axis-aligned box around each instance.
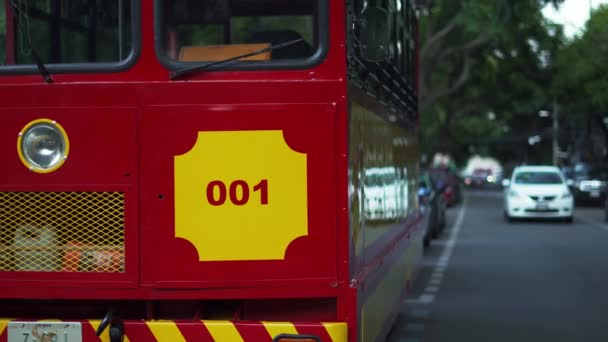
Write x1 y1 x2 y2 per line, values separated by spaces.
473 169 491 176
514 171 563 185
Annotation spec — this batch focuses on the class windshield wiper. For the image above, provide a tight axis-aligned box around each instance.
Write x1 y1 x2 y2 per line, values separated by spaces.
170 38 305 80
8 0 53 84
28 48 53 84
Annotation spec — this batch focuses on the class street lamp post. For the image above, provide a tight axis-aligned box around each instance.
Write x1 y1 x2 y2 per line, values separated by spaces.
539 100 560 166
552 101 559 166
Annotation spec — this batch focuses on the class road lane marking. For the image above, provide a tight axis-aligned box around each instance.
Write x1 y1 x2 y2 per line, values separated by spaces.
425 285 440 293
404 323 425 333
405 294 435 304
410 309 430 319
404 200 467 305
441 200 467 260
429 278 441 285
431 271 444 278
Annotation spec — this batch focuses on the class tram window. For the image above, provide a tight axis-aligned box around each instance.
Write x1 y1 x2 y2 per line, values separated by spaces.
389 0 401 68
0 0 133 66
394 0 404 71
160 0 321 64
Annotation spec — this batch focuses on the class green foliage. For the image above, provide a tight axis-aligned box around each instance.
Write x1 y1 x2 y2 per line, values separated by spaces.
179 24 223 46
554 4 608 113
419 0 565 164
232 16 313 44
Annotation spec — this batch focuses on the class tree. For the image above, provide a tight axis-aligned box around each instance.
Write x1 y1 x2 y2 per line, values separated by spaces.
553 4 608 163
418 0 564 164
555 5 608 113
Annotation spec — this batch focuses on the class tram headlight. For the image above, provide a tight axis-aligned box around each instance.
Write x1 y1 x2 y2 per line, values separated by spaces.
18 119 69 173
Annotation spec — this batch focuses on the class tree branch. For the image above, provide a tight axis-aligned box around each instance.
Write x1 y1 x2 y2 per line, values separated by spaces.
420 55 473 112
436 34 490 63
449 102 483 121
420 10 463 60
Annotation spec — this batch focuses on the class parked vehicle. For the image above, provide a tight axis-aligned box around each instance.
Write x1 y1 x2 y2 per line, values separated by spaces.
604 196 608 222
464 168 494 188
503 165 573 222
418 172 447 247
569 164 608 205
429 167 463 206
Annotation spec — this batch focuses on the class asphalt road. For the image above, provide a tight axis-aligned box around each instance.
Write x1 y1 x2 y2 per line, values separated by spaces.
387 189 608 342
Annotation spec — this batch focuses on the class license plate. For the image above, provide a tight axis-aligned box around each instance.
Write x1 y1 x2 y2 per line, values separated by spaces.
536 204 549 210
591 191 600 198
8 322 82 342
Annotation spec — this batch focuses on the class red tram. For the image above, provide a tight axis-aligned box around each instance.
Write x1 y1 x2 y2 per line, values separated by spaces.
0 1 423 341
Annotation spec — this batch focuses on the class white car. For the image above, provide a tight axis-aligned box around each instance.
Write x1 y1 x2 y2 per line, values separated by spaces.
503 165 574 222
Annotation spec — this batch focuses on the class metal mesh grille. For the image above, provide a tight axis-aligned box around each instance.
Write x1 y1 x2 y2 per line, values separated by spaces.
0 192 125 273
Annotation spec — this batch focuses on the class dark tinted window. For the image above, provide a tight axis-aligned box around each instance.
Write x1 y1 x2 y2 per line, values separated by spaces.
580 166 608 179
515 171 563 184
0 0 133 66
159 0 320 63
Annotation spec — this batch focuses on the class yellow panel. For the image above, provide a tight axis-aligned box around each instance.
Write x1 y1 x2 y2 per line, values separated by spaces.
349 103 419 257
262 322 298 338
175 130 308 261
0 319 11 336
361 238 422 342
146 321 186 342
322 322 348 342
0 192 125 273
204 320 244 342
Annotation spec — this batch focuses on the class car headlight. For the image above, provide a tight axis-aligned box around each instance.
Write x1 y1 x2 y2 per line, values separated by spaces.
18 119 69 173
561 191 572 199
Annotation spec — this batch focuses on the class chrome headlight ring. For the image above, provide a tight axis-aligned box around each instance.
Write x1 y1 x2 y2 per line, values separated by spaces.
17 119 70 173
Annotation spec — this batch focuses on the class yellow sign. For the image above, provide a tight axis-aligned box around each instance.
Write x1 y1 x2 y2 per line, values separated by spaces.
174 130 308 261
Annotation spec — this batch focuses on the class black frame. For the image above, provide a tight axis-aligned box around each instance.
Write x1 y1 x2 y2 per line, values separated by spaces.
272 334 321 342
154 0 329 72
347 0 418 125
0 0 141 75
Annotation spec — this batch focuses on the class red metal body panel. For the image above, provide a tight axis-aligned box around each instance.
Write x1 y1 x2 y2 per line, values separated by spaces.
0 0 350 298
0 1 422 341
0 108 139 289
139 103 338 287
0 108 137 186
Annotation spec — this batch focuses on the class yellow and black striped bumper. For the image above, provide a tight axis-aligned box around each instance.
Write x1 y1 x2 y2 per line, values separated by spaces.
0 318 347 341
